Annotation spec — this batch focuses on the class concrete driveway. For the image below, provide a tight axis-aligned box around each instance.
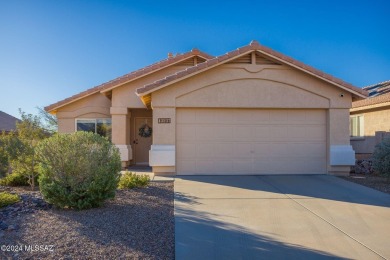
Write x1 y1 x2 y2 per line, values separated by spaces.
175 175 390 259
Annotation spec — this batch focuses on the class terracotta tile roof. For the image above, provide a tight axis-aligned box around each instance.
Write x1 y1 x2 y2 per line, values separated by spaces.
352 90 390 109
0 111 20 132
45 49 213 112
362 79 390 97
136 40 368 98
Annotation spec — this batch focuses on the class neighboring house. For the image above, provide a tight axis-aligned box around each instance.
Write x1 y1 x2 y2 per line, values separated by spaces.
362 79 390 97
45 41 367 176
0 111 20 133
350 80 390 158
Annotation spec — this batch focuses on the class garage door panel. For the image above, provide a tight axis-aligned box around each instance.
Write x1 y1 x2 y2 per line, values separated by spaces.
288 143 325 157
196 126 217 140
253 159 273 173
253 127 273 140
178 143 196 158
196 160 215 173
269 126 289 141
214 160 235 173
232 126 255 141
177 109 326 175
196 143 216 158
234 110 254 122
252 110 271 122
195 110 215 123
253 143 271 155
215 126 234 139
268 143 290 157
269 110 288 123
305 110 327 123
289 159 326 174
176 109 196 123
214 143 235 157
287 110 307 122
233 143 253 157
215 110 235 124
177 160 196 174
233 160 253 173
304 126 327 141
288 126 311 140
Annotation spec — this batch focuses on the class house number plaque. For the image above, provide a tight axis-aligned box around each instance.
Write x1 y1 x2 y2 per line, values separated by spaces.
158 118 171 124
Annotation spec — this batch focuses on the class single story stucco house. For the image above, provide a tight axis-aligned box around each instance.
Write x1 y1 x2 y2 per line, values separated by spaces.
45 41 368 176
350 80 390 158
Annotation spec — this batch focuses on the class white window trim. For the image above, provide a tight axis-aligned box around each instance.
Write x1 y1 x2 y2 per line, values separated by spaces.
75 118 112 134
350 114 364 139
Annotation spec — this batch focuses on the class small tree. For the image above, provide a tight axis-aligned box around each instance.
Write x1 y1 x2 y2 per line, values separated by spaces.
36 107 58 134
372 137 390 181
3 110 47 189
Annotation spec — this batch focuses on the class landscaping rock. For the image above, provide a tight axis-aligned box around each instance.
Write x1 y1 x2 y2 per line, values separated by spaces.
0 221 8 230
7 224 16 231
0 182 174 259
352 159 374 175
0 189 51 240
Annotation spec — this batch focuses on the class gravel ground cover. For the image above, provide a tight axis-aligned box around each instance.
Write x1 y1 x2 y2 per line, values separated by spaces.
0 181 174 259
340 175 390 195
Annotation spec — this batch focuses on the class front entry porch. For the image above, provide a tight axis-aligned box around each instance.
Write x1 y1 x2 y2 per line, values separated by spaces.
111 107 153 168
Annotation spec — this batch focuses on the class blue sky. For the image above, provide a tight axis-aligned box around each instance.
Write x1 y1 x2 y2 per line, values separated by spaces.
0 0 389 118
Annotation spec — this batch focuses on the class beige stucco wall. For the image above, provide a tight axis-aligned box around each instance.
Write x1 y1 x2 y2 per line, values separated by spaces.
111 66 188 108
351 106 390 154
56 92 111 133
56 62 194 166
151 63 353 174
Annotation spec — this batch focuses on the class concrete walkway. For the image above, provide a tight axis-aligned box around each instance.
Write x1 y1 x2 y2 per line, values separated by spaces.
175 175 390 259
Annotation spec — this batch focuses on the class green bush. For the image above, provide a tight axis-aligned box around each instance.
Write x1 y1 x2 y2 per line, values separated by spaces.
372 137 390 181
0 149 8 178
118 171 150 189
0 172 29 186
0 192 20 208
0 134 9 177
37 132 121 210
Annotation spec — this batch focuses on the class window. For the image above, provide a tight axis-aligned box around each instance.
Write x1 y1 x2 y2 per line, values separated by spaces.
350 115 364 137
76 119 112 140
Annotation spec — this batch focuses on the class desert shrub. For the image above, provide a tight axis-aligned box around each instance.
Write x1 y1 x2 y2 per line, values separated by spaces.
0 135 8 177
0 172 29 186
118 171 150 189
37 131 121 210
0 192 20 208
372 137 390 180
0 111 48 189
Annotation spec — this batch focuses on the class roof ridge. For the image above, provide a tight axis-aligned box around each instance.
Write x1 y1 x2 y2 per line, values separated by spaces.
136 40 368 97
45 49 213 112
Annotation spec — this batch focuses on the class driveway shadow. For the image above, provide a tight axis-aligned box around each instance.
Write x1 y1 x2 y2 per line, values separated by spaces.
175 193 346 260
176 175 390 208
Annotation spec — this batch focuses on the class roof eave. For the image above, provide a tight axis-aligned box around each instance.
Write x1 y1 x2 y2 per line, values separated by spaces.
45 50 213 113
101 54 210 94
137 49 368 99
253 50 368 99
351 101 390 112
136 50 256 97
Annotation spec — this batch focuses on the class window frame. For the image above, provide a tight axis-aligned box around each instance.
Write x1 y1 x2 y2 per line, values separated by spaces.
75 118 112 138
350 114 364 139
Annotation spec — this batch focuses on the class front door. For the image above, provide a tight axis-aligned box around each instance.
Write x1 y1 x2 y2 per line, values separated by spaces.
134 117 153 165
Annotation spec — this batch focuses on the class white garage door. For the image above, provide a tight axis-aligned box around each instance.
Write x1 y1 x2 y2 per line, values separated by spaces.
176 108 327 175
